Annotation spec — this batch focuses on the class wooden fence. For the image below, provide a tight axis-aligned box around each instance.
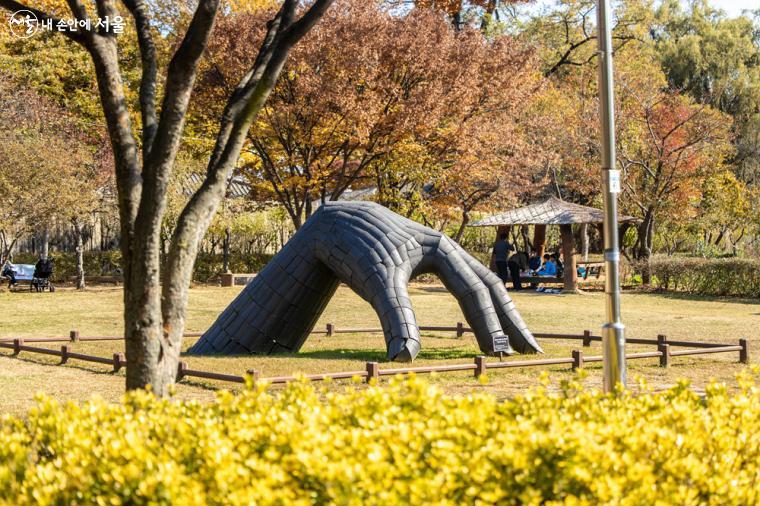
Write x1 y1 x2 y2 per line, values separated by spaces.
0 324 750 386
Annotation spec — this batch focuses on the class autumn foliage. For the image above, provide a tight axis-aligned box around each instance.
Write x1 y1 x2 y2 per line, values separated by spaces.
192 0 541 230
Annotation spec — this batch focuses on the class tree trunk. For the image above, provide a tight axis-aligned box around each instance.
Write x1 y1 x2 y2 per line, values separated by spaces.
533 224 547 258
713 227 726 248
636 211 655 284
222 226 231 273
580 223 589 262
73 220 86 290
453 209 470 242
452 10 462 30
560 224 578 293
0 235 16 264
40 227 50 260
0 0 334 396
520 225 531 253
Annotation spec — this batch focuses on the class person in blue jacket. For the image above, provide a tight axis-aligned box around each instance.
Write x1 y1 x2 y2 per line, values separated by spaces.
536 254 557 276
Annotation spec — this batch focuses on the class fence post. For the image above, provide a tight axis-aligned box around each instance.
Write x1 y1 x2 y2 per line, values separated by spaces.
326 323 335 337
582 330 592 347
474 355 487 378
246 369 260 384
739 339 749 364
658 344 670 368
12 338 22 356
60 344 70 364
176 361 188 381
572 349 584 371
657 334 667 347
365 361 379 383
112 353 125 372
69 330 79 342
457 322 465 338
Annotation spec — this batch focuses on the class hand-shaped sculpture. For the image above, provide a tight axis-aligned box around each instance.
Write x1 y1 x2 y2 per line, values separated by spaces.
189 202 542 361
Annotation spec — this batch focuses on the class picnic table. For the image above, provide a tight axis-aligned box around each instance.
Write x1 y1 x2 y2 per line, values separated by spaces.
519 262 604 287
519 275 564 285
578 262 604 280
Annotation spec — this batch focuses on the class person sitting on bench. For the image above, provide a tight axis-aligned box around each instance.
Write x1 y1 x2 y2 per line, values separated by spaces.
2 261 18 286
552 253 563 277
528 250 542 272
536 254 557 277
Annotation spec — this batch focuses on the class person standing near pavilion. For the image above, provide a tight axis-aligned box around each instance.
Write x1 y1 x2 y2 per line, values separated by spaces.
491 232 514 283
508 251 528 291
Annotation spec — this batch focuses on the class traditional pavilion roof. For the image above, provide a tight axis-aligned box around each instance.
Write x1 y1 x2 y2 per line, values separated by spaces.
470 197 636 226
186 173 251 199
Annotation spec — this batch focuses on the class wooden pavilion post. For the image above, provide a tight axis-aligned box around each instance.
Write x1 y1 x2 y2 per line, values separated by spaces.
560 224 578 292
580 223 589 262
533 224 547 258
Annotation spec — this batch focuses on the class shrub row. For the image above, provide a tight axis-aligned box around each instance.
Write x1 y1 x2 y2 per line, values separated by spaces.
639 256 760 298
1 374 758 505
191 252 273 282
8 251 273 284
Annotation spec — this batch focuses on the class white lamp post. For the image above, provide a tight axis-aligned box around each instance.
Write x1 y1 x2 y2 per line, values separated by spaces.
596 0 626 392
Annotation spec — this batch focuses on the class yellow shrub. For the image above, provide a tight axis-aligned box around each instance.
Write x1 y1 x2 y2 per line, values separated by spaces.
1 371 759 505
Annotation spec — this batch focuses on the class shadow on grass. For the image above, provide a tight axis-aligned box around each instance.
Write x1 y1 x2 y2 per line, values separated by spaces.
188 346 479 363
291 347 475 362
1 352 124 379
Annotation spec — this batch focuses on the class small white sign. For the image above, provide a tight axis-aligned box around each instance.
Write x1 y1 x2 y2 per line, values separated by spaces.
608 170 621 193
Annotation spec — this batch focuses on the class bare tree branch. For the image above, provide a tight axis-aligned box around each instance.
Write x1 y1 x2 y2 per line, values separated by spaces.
123 0 159 157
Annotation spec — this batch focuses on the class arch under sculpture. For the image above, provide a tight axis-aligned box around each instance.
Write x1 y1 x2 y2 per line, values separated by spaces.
189 202 542 361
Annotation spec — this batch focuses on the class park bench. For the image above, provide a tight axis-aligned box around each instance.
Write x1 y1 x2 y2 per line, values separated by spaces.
2 264 35 290
220 272 257 287
579 262 604 280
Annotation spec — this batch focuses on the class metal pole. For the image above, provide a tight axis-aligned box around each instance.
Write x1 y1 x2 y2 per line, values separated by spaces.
596 0 626 393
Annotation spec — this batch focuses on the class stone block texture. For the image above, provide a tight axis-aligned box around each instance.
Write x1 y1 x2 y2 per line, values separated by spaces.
189 202 542 361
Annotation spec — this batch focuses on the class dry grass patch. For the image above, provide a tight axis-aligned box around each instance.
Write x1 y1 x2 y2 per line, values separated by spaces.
0 282 757 410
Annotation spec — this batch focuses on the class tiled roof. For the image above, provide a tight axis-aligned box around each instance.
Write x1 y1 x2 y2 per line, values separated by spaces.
311 187 379 208
185 173 251 199
470 197 636 226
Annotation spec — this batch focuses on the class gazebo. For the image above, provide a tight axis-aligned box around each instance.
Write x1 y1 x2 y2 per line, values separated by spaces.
470 197 636 292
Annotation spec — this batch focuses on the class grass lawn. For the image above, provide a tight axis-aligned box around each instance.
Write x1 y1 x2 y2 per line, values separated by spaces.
1 282 758 414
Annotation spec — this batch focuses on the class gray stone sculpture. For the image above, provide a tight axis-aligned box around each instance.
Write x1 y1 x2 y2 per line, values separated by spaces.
189 202 542 361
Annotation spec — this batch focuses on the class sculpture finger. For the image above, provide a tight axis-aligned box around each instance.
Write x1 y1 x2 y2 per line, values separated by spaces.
432 236 513 355
367 276 421 362
458 249 543 354
312 211 422 362
189 233 340 355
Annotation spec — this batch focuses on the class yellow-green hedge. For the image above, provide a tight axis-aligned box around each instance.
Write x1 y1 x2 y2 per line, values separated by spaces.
1 372 759 505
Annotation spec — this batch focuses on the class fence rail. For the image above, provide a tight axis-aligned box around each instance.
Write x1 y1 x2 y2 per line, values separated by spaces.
0 322 741 349
0 329 750 387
